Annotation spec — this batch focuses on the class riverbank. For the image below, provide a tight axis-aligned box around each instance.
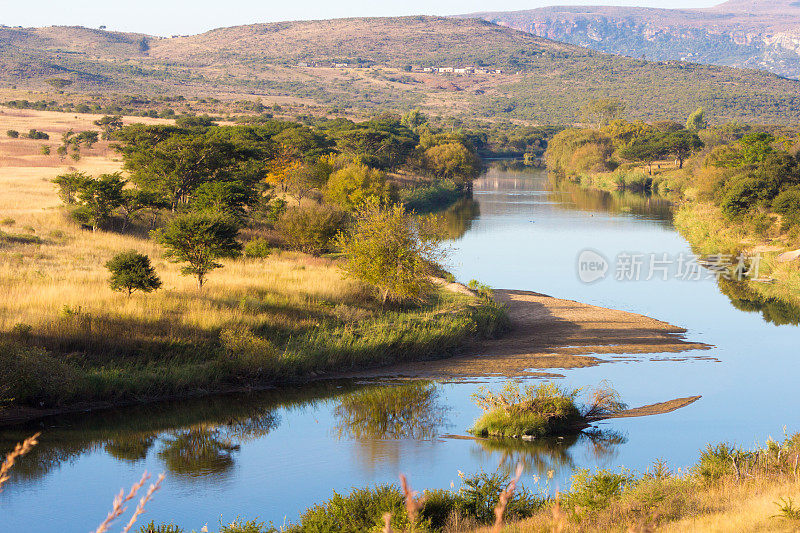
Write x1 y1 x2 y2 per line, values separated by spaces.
348 289 712 380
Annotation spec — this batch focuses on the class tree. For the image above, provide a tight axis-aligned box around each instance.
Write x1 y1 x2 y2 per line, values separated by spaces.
118 189 167 231
324 163 392 210
618 134 667 175
154 213 241 288
94 115 124 140
335 198 447 304
192 181 251 221
6 130 19 138
422 142 482 188
106 251 162 297
53 171 91 205
686 107 708 131
284 159 332 203
75 173 125 231
46 78 73 91
581 98 626 128
663 130 704 168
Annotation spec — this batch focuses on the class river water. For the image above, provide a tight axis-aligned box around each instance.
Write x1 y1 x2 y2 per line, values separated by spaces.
1 168 798 531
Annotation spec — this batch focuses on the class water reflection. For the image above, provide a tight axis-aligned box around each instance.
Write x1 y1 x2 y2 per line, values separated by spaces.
472 428 627 476
547 177 673 223
0 382 350 486
440 198 481 240
333 382 449 440
718 278 800 326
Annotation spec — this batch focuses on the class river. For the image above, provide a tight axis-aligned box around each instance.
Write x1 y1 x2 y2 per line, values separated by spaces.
1 167 798 531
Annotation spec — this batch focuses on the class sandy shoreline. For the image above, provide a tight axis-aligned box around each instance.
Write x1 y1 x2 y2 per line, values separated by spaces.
349 289 713 380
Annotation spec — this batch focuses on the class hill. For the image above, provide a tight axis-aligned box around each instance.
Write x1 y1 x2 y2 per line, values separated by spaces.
465 0 800 79
3 16 800 124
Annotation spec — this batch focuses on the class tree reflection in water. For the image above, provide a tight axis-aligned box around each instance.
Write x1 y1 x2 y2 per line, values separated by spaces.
333 381 449 440
441 198 480 240
472 428 627 476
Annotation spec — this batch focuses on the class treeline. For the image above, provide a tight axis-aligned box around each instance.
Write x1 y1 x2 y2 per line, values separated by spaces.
53 110 483 295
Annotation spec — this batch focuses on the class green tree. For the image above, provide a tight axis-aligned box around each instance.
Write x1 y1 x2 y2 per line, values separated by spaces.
46 78 73 91
335 199 446 304
686 107 708 131
422 142 482 189
581 98 626 128
118 189 167 231
6 130 19 138
94 115 124 140
105 251 162 297
75 173 125 231
155 213 241 288
663 130 704 168
53 171 91 204
618 134 667 174
192 181 252 221
325 163 392 210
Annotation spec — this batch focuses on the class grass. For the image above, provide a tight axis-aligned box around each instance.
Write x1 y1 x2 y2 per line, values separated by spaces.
468 382 625 439
0 111 508 417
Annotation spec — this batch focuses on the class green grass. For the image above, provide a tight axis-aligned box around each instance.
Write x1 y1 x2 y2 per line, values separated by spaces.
0 291 507 414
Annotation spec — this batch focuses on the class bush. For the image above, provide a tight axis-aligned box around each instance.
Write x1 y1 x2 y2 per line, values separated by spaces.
470 382 583 438
324 163 393 210
243 237 272 258
400 179 461 212
277 205 347 254
456 470 546 524
137 522 185 533
0 342 83 407
335 199 446 304
566 469 633 511
720 175 763 218
695 443 746 481
106 251 162 297
773 187 800 226
6 129 19 138
289 485 416 532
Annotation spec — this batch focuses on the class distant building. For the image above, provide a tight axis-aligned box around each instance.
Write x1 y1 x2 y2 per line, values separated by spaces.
297 62 309 67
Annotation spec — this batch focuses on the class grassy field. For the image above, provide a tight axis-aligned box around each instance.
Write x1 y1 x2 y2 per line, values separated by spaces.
0 110 506 419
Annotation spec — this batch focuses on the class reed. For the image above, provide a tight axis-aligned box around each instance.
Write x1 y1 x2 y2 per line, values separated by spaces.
0 432 40 492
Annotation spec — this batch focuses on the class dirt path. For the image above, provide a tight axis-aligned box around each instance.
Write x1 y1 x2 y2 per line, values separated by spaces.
351 289 713 379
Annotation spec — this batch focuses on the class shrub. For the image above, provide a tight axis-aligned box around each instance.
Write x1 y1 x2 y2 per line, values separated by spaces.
456 470 546 523
105 251 162 297
6 129 19 138
695 443 745 481
27 129 49 140
0 342 83 407
289 485 416 532
325 163 393 210
137 522 185 533
244 238 272 258
720 175 763 219
773 187 800 226
566 468 633 512
335 199 446 304
400 179 461 212
470 382 583 438
277 205 347 254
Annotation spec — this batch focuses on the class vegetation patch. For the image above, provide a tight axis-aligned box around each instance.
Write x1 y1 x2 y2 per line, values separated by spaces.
469 382 626 439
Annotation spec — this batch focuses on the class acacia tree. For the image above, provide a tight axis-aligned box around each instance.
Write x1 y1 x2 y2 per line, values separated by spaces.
335 198 447 305
155 214 241 288
663 130 704 168
618 135 667 175
75 173 125 231
106 251 162 297
94 115 124 140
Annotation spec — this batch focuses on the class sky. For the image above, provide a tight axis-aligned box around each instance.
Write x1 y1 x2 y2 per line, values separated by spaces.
2 0 723 36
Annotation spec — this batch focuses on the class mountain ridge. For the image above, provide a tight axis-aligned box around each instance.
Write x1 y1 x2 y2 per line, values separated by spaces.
463 0 800 78
3 16 800 124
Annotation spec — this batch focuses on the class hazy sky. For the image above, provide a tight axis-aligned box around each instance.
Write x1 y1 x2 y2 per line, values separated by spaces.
3 0 723 36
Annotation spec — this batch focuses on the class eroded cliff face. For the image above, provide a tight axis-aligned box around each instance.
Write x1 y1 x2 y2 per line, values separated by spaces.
468 1 800 79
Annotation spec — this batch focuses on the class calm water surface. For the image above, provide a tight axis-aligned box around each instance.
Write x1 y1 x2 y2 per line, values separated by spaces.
2 168 798 531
